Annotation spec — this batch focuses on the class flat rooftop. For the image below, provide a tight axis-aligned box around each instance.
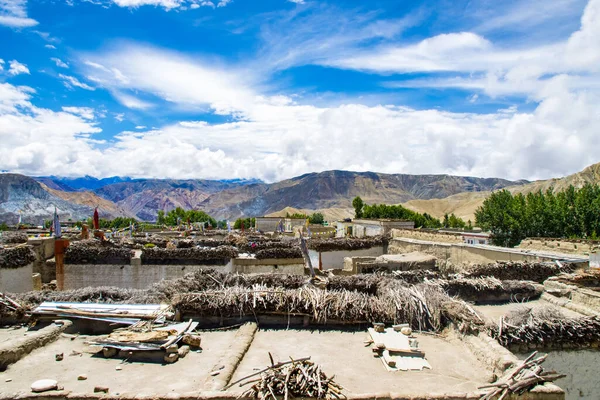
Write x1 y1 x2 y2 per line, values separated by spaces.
1 327 495 398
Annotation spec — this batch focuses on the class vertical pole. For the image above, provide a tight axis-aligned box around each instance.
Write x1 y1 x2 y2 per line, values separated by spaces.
319 252 323 271
54 238 69 291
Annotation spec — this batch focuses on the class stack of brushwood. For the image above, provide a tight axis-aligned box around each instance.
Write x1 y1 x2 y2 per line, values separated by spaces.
308 236 388 252
490 307 600 348
176 238 228 248
65 240 133 264
141 246 238 264
234 355 344 399
464 261 573 283
238 241 294 253
255 247 303 259
479 352 565 400
0 231 28 245
439 277 543 303
0 245 36 268
555 271 600 288
122 236 169 249
391 270 440 284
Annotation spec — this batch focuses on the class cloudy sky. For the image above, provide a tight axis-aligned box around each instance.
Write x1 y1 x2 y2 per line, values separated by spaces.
0 0 599 182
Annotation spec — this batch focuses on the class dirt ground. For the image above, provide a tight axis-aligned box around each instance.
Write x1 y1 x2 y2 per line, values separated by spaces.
1 330 236 396
229 329 493 396
473 299 583 323
0 326 28 344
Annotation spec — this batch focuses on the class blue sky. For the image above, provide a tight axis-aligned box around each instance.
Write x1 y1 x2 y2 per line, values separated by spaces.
0 0 599 182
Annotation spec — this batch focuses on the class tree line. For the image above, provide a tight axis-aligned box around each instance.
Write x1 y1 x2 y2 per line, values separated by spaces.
475 184 600 247
352 196 467 229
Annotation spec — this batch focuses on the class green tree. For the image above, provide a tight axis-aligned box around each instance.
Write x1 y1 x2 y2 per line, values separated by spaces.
352 196 364 218
308 212 325 224
157 210 165 225
0 222 8 231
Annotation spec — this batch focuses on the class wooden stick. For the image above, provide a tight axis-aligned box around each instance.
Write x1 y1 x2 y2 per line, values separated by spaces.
225 356 311 389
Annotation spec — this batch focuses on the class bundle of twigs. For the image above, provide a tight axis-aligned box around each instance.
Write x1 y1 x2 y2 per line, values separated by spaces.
255 247 303 259
464 261 573 283
173 285 394 324
437 278 543 303
234 355 344 400
0 245 36 268
65 240 133 264
490 314 600 347
308 236 388 252
479 352 565 400
141 245 238 264
0 231 28 245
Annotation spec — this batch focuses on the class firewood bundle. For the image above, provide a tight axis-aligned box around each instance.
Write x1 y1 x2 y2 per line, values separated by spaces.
236 356 345 400
254 247 302 259
308 236 388 252
0 245 36 268
464 261 573 283
479 352 565 400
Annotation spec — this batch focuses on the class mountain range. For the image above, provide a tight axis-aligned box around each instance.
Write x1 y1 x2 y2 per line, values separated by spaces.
1 162 599 225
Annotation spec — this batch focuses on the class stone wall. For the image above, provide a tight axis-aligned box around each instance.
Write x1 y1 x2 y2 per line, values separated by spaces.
63 262 233 290
231 258 304 275
0 263 33 293
517 238 600 255
308 246 385 269
27 237 56 283
391 229 464 244
389 238 578 266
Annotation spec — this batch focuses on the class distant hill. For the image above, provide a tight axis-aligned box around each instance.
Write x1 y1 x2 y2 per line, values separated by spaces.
199 170 525 220
94 179 264 221
0 174 115 225
403 162 600 222
10 163 600 224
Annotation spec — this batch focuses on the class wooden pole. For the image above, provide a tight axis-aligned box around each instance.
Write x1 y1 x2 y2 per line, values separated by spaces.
54 238 69 291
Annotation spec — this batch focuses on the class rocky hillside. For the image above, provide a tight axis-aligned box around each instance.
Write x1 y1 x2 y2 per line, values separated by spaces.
94 179 261 221
0 174 103 225
198 170 525 220
9 163 600 224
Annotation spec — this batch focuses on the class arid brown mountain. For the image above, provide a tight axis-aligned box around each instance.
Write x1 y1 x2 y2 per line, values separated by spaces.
41 184 135 219
94 179 263 221
403 162 600 222
198 170 525 220
6 163 599 224
0 174 113 225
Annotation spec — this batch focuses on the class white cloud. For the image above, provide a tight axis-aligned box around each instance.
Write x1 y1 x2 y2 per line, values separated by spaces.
7 60 29 75
0 83 103 176
332 0 600 103
62 106 95 120
45 44 57 49
0 59 4 72
114 112 125 122
288 0 305 3
59 74 95 91
84 44 256 114
90 0 229 10
135 125 146 129
50 57 69 68
0 0 38 28
112 91 154 110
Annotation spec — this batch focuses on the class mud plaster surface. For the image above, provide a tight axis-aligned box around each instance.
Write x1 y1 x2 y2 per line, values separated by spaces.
473 299 583 324
1 330 236 396
0 326 27 344
229 329 493 396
